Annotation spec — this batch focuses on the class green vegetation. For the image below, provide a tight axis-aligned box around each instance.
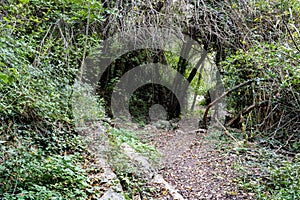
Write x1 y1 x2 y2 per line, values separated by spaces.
207 130 300 200
223 41 300 152
105 128 160 198
235 147 300 199
0 0 105 198
1 148 90 199
1 0 299 199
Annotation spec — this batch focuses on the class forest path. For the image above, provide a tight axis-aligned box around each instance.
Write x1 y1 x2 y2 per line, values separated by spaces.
136 117 253 199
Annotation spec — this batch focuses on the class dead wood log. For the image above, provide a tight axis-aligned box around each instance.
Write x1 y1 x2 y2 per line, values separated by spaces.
202 78 260 129
226 100 269 127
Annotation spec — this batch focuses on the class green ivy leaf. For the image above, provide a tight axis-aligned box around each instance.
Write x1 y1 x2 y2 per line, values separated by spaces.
0 73 9 84
19 0 30 4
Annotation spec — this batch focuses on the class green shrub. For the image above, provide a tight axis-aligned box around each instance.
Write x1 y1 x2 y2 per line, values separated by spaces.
0 0 108 198
0 141 91 199
266 159 300 199
235 146 300 200
222 43 300 152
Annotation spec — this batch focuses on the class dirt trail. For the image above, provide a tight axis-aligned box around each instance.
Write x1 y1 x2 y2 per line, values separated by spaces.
139 118 253 199
80 118 253 199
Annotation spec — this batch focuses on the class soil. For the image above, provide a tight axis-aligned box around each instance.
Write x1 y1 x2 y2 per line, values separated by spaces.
81 118 254 199
137 118 254 199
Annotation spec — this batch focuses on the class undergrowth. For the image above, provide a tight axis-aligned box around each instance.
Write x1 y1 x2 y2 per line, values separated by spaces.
105 128 160 199
1 143 90 199
0 0 106 198
234 147 300 200
207 129 300 199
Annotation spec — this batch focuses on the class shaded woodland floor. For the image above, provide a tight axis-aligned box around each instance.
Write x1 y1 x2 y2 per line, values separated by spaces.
133 118 255 199
81 116 297 199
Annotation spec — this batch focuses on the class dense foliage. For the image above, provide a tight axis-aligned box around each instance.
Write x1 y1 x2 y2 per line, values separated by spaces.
0 0 105 198
222 1 300 152
0 0 299 199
